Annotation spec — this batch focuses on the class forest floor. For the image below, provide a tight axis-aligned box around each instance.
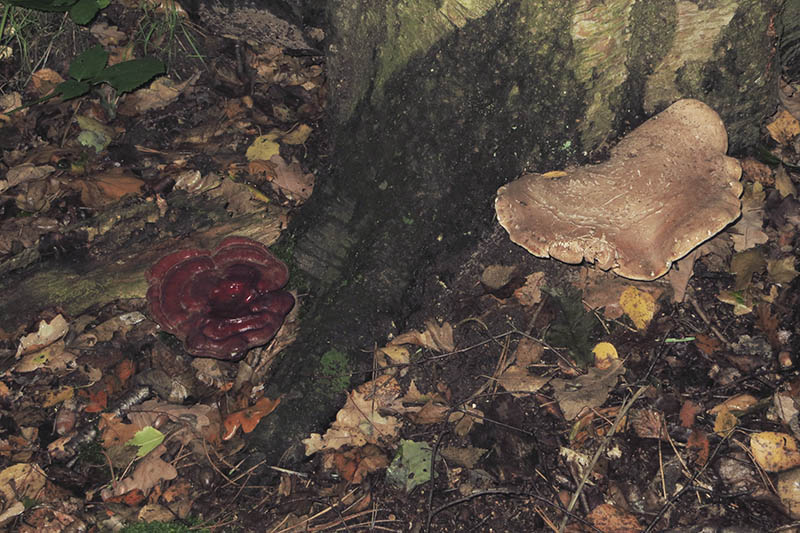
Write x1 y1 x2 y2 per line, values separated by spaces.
1 3 800 533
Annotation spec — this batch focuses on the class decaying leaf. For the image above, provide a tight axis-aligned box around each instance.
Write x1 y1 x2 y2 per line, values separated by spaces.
245 132 281 161
679 400 702 428
480 264 516 290
630 408 667 439
386 439 432 492
281 123 313 145
16 315 69 357
127 399 221 446
751 432 800 472
496 364 550 397
391 320 455 353
223 396 281 440
588 503 642 533
709 394 758 414
303 375 403 455
99 412 142 449
118 73 199 115
440 446 487 469
513 271 545 306
775 166 798 198
730 249 766 290
729 182 768 252
0 463 47 521
768 257 800 284
1 163 55 194
766 109 800 145
15 340 77 373
717 289 755 315
267 154 315 202
713 408 738 436
324 444 389 483
551 359 625 420
687 429 710 466
73 311 146 348
76 167 145 208
100 444 178 500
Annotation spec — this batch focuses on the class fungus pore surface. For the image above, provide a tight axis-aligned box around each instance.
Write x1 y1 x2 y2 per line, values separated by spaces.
495 99 743 280
146 236 294 360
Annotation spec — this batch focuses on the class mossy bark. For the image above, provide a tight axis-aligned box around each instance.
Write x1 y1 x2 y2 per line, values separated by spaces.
0 194 286 335
246 0 781 464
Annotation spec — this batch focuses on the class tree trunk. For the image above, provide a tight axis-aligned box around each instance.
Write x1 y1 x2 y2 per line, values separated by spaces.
246 0 781 464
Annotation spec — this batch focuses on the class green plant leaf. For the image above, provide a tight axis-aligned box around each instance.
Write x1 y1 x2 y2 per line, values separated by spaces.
69 45 108 81
98 57 165 94
6 0 77 12
55 79 90 100
544 286 599 367
69 0 100 24
126 426 165 457
386 439 432 492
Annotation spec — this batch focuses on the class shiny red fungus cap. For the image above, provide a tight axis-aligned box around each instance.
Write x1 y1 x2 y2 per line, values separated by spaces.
146 236 294 360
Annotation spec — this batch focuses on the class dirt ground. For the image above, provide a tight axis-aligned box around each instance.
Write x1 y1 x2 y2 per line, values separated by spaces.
1 3 800 533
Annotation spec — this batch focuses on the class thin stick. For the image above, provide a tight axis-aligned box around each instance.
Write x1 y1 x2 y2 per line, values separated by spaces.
558 385 648 532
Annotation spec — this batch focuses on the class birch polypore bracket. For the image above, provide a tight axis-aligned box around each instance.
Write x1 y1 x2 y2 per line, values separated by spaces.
495 99 743 280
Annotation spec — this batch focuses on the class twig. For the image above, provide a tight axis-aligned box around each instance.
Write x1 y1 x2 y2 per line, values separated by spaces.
642 428 734 532
558 385 648 532
688 295 731 348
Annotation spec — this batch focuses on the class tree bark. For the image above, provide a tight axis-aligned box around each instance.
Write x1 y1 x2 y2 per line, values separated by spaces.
247 0 781 465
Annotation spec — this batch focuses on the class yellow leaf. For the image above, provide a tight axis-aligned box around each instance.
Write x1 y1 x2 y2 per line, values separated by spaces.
713 408 737 436
751 432 800 472
43 386 74 408
619 287 655 330
282 124 313 145
592 342 618 370
708 393 758 414
245 133 281 161
379 345 410 365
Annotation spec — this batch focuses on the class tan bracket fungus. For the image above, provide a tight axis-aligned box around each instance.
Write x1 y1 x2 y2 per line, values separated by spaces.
495 99 742 281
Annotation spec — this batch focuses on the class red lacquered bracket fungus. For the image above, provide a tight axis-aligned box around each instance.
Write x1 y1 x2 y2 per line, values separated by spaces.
146 236 294 360
495 99 743 280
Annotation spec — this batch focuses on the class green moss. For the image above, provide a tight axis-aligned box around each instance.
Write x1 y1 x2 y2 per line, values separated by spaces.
319 349 352 394
28 269 107 316
269 234 311 295
627 0 677 77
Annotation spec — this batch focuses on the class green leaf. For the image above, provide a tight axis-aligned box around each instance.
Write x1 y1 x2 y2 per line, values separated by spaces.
544 286 599 368
126 426 165 457
69 0 99 24
69 45 108 81
386 439 432 493
98 57 165 94
55 79 90 100
6 0 77 12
